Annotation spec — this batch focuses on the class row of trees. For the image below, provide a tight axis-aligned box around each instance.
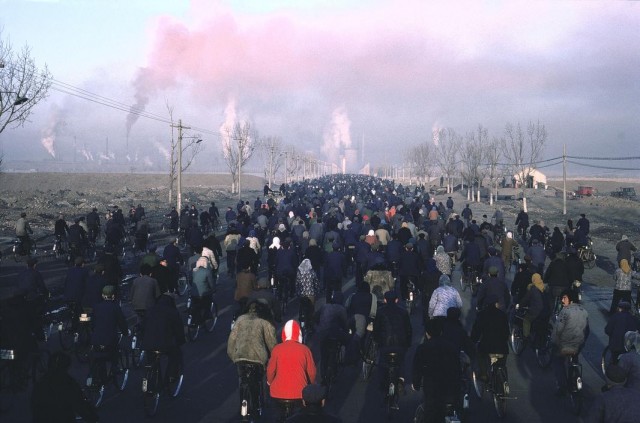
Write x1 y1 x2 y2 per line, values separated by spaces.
404 121 547 210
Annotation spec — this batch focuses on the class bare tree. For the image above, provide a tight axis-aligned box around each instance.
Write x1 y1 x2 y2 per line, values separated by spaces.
283 147 303 183
258 136 284 188
460 128 485 202
221 121 257 196
501 121 547 212
165 100 203 205
434 128 460 193
484 136 502 205
1 30 52 169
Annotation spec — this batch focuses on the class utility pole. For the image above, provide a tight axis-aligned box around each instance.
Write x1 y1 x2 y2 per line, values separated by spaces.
563 143 567 215
171 119 190 212
284 151 288 185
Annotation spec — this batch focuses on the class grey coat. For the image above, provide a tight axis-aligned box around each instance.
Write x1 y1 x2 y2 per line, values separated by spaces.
551 303 589 354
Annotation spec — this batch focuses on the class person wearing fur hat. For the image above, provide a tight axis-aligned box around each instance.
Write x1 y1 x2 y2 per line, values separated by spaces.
610 259 640 315
267 319 317 421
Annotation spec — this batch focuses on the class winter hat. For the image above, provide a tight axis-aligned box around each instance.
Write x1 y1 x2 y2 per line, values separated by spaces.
196 257 209 268
439 274 452 287
278 223 286 231
281 319 303 343
302 384 327 404
531 273 545 292
621 235 628 241
269 237 281 249
367 230 375 236
605 363 628 385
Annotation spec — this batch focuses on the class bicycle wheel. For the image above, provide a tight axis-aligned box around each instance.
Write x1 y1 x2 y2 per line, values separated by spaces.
535 334 553 369
187 322 200 342
167 371 184 398
113 351 130 391
361 336 376 381
568 368 582 415
86 383 105 408
510 325 525 355
492 368 508 418
472 370 484 399
460 274 467 292
142 365 161 417
413 402 425 423
131 336 145 369
205 301 218 333
85 362 106 408
601 346 613 377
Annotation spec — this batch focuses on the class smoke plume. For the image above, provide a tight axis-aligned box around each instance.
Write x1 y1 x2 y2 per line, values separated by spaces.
321 106 351 165
219 98 237 159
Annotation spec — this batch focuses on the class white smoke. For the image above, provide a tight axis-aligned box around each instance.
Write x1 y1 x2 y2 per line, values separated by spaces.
41 136 56 158
154 141 171 162
142 156 154 167
40 105 65 158
432 121 442 146
321 106 352 165
80 147 94 161
99 152 114 161
219 97 237 159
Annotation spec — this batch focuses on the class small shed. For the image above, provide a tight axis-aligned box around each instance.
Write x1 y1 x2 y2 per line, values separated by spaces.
513 168 547 189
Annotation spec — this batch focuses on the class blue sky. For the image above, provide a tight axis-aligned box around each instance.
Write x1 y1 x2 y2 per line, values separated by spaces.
1 0 639 177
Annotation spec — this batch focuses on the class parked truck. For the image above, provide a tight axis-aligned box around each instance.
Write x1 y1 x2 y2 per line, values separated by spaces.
611 187 637 199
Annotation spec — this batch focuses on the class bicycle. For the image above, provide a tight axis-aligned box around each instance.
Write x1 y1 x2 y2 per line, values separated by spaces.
129 315 145 369
237 361 264 422
273 275 292 315
74 311 94 363
84 343 129 408
563 353 583 415
460 265 481 296
361 322 377 381
185 292 218 342
142 350 184 417
52 235 69 260
472 353 510 418
382 351 402 418
510 307 553 368
57 302 80 351
404 277 418 315
13 237 37 262
321 337 344 396
577 240 596 269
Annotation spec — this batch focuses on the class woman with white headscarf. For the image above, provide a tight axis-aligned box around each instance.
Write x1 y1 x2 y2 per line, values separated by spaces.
267 236 281 284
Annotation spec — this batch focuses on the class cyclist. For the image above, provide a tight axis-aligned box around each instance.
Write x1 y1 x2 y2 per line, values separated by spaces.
616 234 637 266
459 238 482 283
515 209 529 241
550 289 589 396
64 257 90 329
398 242 422 304
227 300 278 419
470 301 510 384
428 275 462 321
412 318 462 421
285 383 341 423
86 207 101 242
610 259 639 315
96 244 122 287
31 351 99 423
234 265 257 313
54 214 70 243
224 224 242 277
604 302 639 363
15 211 33 255
296 258 321 333
165 206 179 233
373 290 412 395
163 238 184 293
528 239 546 275
517 273 549 342
564 246 584 295
17 257 49 331
315 291 350 386
134 215 150 252
191 257 216 326
141 293 185 384
618 331 640 391
276 238 299 299
576 213 590 236
68 218 88 260
476 266 510 311
81 263 107 311
248 277 282 324
130 264 161 321
586 363 640 423
90 285 128 372
500 231 517 273
267 319 317 422
323 244 346 302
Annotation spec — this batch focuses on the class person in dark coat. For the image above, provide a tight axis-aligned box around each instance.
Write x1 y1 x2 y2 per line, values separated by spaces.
31 351 99 423
96 246 123 287
511 263 533 304
470 302 510 381
605 301 640 360
585 364 640 423
0 292 41 362
616 235 637 265
285 383 342 423
398 242 422 302
142 293 185 380
412 318 462 422
163 239 184 293
81 264 107 310
324 245 346 302
476 266 510 311
528 239 546 274
90 285 128 368
544 253 571 299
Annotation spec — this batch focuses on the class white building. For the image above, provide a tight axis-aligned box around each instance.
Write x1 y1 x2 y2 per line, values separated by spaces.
513 168 547 189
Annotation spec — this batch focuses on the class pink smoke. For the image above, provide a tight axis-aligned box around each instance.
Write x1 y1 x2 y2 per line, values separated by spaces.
321 106 351 165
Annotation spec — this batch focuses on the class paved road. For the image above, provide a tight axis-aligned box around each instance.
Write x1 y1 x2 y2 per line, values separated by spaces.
0 230 616 423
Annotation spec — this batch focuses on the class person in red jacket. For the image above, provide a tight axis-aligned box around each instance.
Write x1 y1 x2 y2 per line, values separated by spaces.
267 319 317 422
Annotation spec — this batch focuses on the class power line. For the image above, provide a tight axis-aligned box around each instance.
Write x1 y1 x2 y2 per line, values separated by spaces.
566 160 639 171
566 155 640 161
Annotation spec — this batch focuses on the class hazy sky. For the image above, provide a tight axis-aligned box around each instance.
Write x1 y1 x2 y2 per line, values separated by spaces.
1 0 638 177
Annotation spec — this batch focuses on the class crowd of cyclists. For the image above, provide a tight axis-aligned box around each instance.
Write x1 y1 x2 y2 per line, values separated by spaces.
1 173 640 422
